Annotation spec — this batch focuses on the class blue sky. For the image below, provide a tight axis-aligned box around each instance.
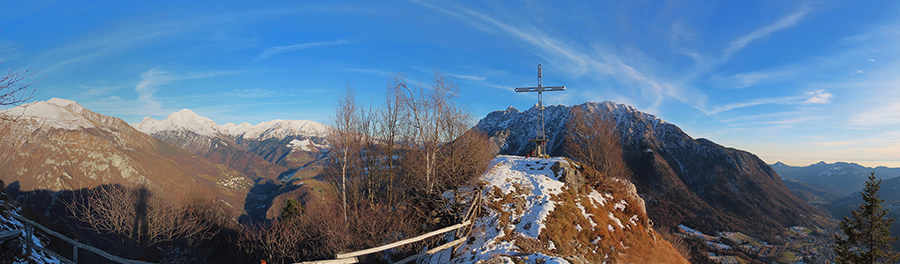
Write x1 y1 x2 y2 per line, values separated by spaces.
2 1 900 167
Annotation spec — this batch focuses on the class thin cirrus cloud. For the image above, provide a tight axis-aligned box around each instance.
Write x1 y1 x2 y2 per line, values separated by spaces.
418 1 815 117
721 4 811 60
707 90 833 115
414 2 695 112
133 68 235 116
256 39 352 60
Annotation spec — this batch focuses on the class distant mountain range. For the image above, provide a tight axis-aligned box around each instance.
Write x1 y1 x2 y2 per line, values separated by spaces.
774 161 900 250
477 101 829 239
133 109 328 179
772 161 900 197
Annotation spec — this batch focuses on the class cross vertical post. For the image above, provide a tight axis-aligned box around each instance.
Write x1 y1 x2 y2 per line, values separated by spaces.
515 64 566 158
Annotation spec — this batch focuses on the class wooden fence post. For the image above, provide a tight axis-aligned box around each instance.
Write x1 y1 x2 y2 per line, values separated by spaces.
73 235 78 264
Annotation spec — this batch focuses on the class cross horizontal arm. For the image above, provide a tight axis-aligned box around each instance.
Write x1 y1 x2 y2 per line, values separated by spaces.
514 86 566 93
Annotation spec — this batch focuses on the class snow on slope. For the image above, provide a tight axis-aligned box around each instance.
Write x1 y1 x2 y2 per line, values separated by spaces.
1 198 63 263
133 109 223 137
133 109 327 142
1 98 96 130
224 119 327 140
449 155 625 264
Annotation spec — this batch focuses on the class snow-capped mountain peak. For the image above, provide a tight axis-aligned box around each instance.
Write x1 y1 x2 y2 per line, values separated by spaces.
231 119 328 140
133 108 222 137
1 98 94 130
221 122 252 136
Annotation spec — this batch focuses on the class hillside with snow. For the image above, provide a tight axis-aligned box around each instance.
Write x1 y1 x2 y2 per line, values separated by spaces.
1 190 63 263
448 155 687 264
133 110 328 168
475 101 830 244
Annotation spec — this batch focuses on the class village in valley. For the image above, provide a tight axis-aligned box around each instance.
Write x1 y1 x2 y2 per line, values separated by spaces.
680 225 836 264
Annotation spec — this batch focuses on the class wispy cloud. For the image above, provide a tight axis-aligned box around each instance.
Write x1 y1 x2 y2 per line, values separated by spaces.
134 69 171 115
802 90 832 104
413 2 701 112
133 68 233 115
722 4 811 60
715 70 794 89
257 40 351 60
853 101 900 126
707 90 832 114
446 73 486 81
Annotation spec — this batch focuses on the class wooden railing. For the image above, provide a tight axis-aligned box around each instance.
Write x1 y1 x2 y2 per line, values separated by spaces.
297 188 482 264
12 214 156 264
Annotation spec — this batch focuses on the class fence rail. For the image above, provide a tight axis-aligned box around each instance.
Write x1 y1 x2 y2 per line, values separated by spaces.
13 214 156 264
298 187 482 264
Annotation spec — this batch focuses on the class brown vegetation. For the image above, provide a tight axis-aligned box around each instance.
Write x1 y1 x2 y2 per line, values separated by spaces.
65 183 234 261
564 105 630 183
239 71 496 263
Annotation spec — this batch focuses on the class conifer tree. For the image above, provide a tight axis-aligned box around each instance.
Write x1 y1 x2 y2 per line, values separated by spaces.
834 172 900 264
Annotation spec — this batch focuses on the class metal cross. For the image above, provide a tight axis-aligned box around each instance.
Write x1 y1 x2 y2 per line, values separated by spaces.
515 64 566 157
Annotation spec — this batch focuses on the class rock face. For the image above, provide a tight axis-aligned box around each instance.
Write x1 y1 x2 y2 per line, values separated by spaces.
0 99 251 211
475 101 829 239
550 160 585 190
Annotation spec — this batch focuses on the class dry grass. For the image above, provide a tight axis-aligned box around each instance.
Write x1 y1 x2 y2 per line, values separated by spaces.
538 175 689 264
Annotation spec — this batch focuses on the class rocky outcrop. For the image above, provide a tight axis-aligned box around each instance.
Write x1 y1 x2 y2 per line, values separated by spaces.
550 160 585 190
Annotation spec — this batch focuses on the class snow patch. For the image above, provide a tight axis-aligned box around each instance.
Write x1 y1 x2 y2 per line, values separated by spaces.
287 138 326 152
609 212 624 229
613 200 627 211
450 155 569 263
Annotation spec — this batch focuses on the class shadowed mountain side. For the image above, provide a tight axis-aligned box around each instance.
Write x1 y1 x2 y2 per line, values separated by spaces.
475 101 831 240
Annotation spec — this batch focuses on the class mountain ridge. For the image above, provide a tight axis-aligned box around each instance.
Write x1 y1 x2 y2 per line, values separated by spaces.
475 101 830 240
133 109 329 170
772 161 900 197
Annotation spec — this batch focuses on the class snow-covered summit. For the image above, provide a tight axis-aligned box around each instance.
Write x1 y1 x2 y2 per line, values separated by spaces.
1 98 95 130
133 108 328 141
225 119 327 140
133 108 223 137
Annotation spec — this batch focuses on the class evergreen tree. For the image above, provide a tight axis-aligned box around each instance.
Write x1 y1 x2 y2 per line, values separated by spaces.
280 198 303 221
834 172 900 264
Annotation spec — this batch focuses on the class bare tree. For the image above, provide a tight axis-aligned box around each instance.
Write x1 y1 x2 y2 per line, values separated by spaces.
565 105 630 182
400 71 471 194
0 62 40 122
0 66 37 106
326 86 362 224
378 73 410 205
66 184 221 258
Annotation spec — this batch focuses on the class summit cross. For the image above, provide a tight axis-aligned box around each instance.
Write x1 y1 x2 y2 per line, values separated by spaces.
515 64 566 158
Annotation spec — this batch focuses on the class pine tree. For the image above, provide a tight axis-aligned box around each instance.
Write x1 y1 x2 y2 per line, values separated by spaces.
834 172 900 264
